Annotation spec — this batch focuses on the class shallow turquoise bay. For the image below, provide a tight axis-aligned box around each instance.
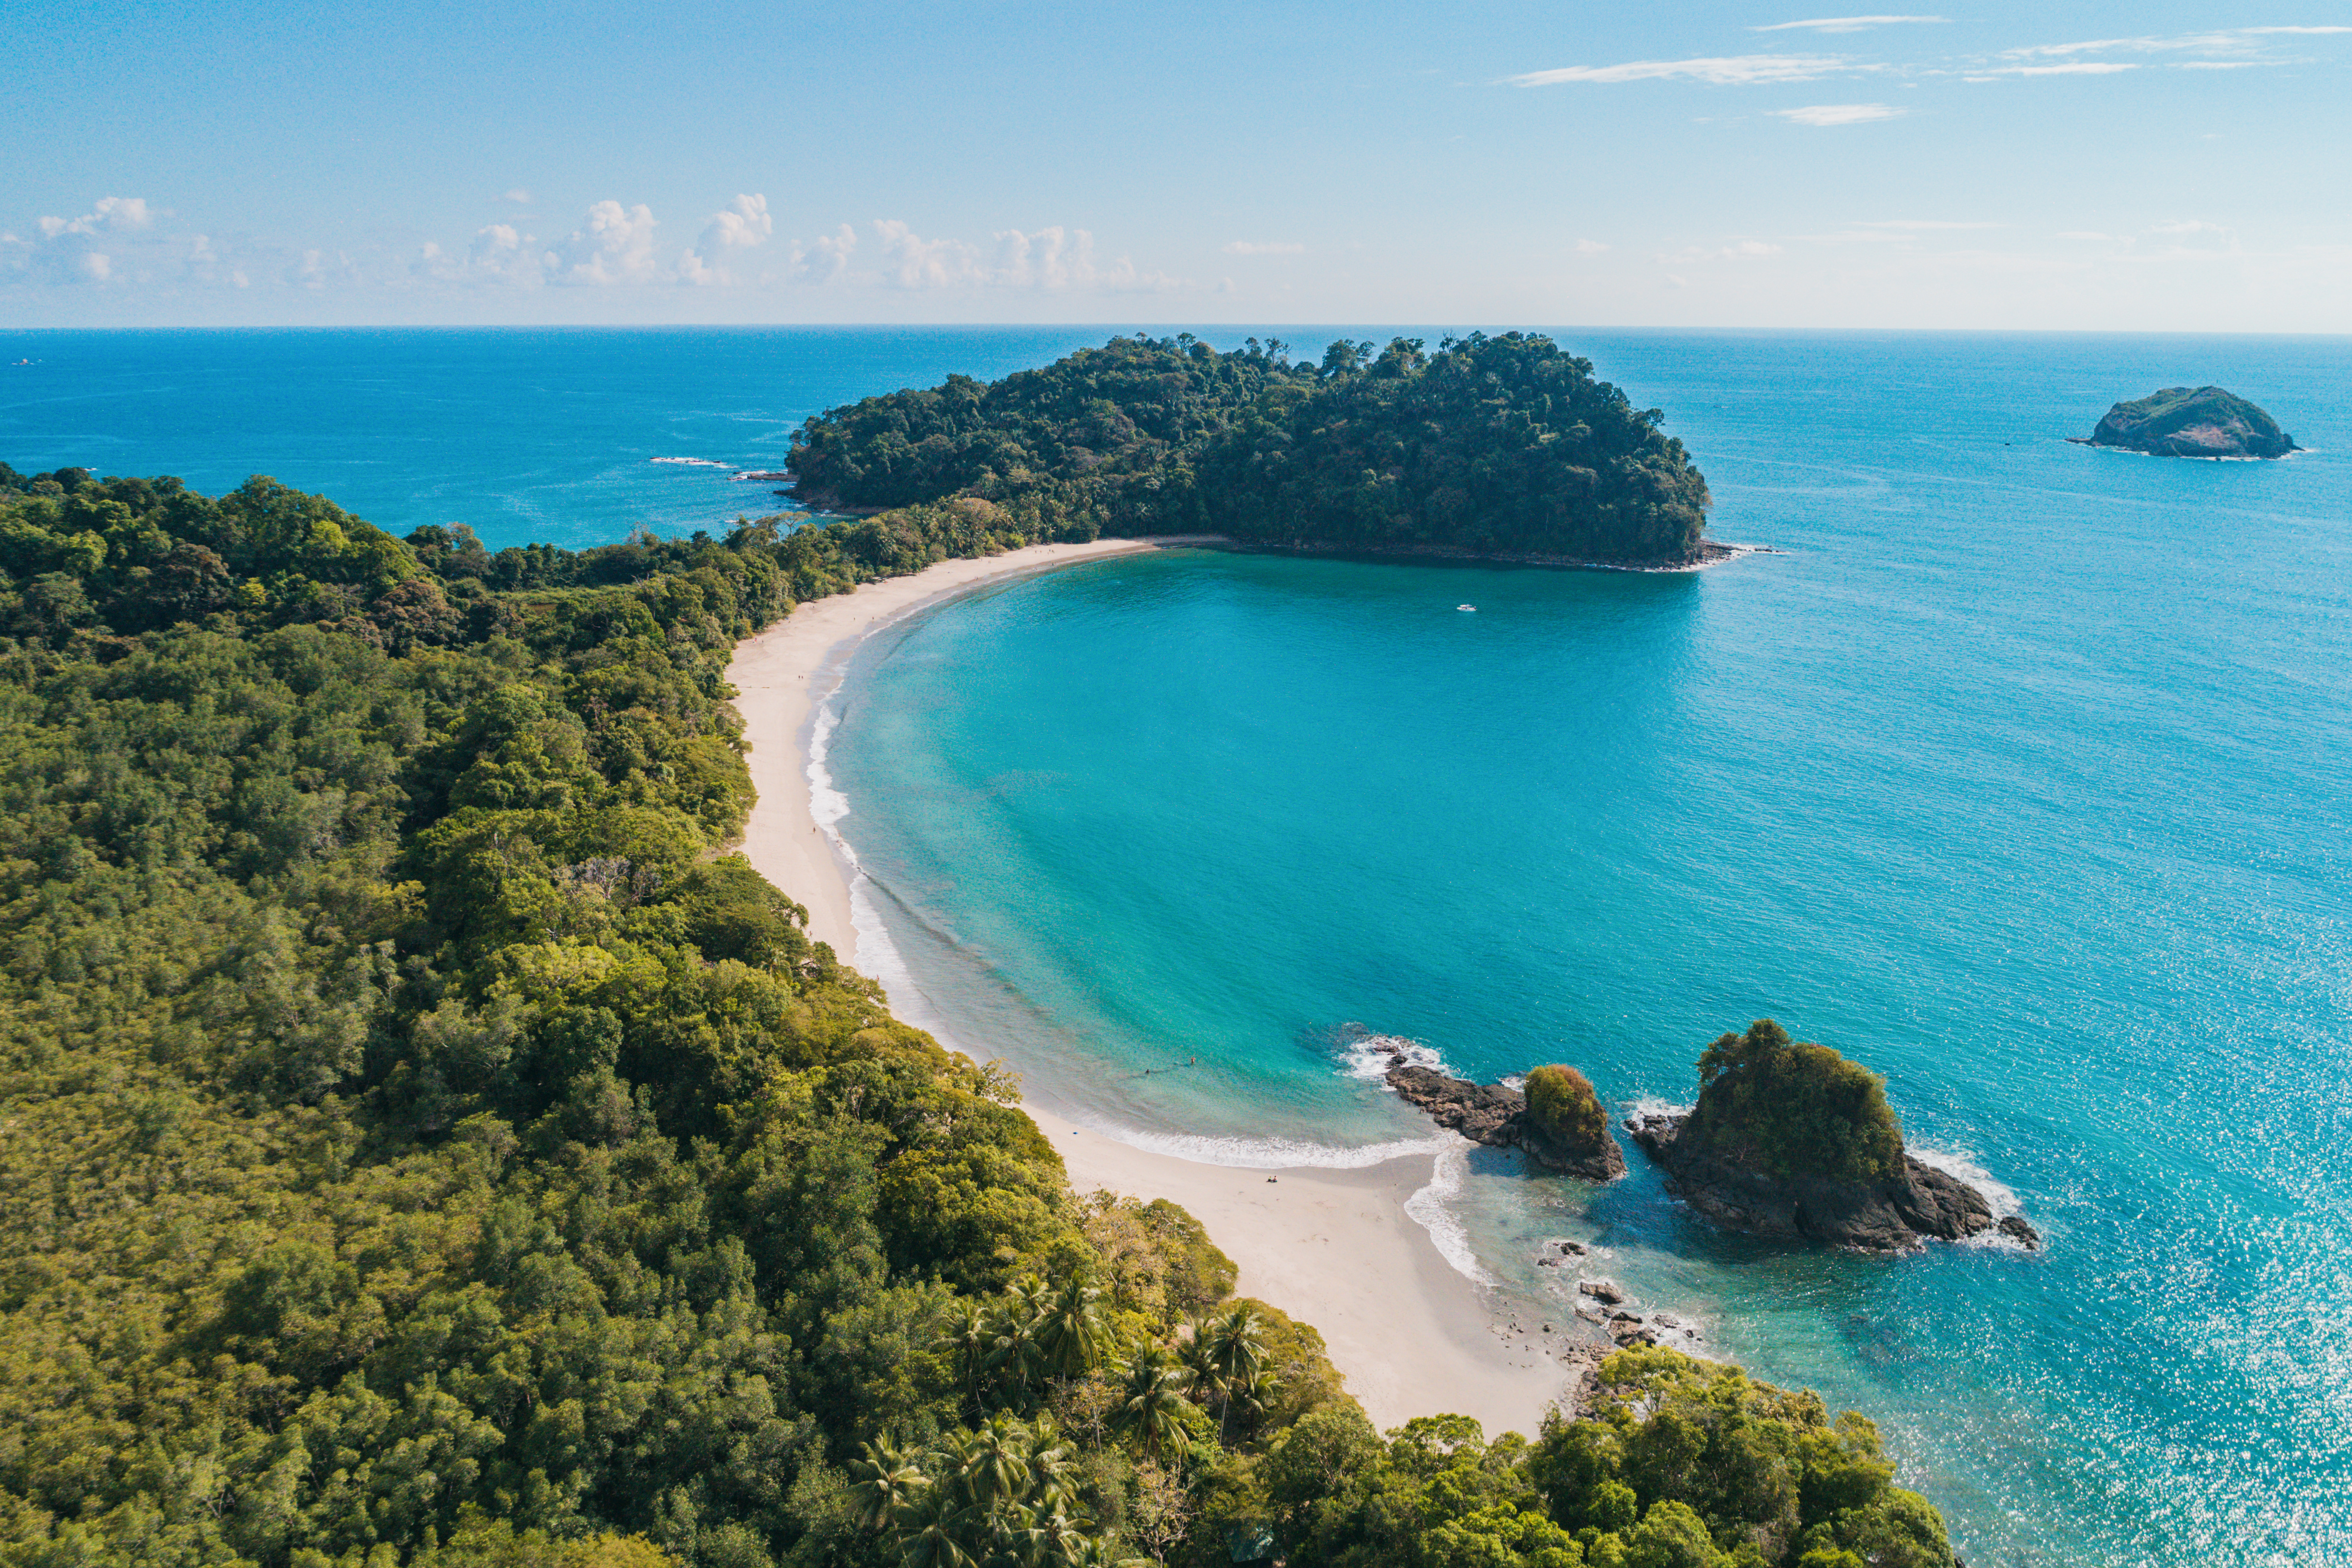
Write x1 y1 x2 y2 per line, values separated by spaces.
827 334 2352 1568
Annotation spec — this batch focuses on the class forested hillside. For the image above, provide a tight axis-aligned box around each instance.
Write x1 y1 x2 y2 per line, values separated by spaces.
787 334 1712 565
0 464 1946 1568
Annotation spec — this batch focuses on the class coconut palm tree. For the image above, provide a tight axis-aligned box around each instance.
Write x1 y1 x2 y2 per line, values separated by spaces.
1201 1305 1266 1391
960 1411 1037 1514
988 1279 1051 1401
1113 1346 1196 1462
1193 1304 1267 1441
1034 1276 1112 1379
847 1435 929 1532
944 1298 997 1413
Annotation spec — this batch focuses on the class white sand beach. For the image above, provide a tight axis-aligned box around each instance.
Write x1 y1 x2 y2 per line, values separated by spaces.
729 539 1577 1436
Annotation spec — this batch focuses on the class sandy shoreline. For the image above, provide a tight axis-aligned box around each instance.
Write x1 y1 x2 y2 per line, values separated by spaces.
729 538 1577 1435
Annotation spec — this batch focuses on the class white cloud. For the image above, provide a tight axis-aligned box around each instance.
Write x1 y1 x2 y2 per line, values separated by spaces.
551 200 661 285
500 188 533 205
185 234 250 289
2005 27 2352 61
995 226 1083 286
1775 102 1904 124
286 248 360 292
790 223 857 283
680 194 772 285
5 196 161 285
873 220 983 289
1857 219 2001 230
1754 16 1944 33
38 196 154 237
1508 54 1848 86
1222 240 1304 255
1998 62 2138 76
1574 238 1609 254
996 227 1183 291
474 224 544 284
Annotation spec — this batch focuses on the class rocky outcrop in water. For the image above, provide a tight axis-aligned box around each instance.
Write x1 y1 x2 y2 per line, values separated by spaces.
1377 1049 1626 1180
1625 1108 2040 1253
2073 386 2298 458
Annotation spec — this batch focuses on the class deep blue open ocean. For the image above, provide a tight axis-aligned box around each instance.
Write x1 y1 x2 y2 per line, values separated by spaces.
9 326 2347 1568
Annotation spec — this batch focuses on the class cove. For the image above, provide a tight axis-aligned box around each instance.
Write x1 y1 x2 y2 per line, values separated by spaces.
825 332 2352 1567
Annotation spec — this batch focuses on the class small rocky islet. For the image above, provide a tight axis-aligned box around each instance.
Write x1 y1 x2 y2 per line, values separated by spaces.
1379 1017 2039 1254
2071 385 2298 458
1374 1043 1626 1180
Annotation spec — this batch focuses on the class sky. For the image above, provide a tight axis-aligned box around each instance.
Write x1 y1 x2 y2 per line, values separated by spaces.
3 1 2348 331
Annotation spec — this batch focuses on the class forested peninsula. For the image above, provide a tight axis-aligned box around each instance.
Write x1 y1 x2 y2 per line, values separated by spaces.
0 461 1954 1568
789 334 1714 566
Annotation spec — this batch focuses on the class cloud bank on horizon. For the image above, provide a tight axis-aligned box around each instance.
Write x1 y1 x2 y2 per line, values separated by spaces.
3 1 2348 330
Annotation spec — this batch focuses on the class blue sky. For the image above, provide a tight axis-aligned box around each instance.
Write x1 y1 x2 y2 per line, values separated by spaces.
4 2 2347 329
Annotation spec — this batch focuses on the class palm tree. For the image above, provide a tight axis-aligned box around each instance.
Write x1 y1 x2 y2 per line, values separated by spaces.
1113 1346 1195 1462
944 1299 997 1413
1034 1276 1111 1379
848 1435 929 1532
1201 1305 1266 1391
1195 1305 1267 1441
1022 1417 1078 1515
988 1279 1051 1401
898 1487 977 1568
960 1411 1037 1513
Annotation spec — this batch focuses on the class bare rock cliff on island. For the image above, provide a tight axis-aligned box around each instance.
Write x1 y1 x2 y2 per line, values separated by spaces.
1377 1049 1626 1180
2074 386 2299 458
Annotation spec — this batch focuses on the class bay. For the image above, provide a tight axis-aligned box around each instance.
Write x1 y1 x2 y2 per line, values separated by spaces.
827 331 2352 1568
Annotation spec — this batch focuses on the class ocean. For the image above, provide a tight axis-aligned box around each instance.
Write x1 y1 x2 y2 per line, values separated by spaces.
10 326 2348 1568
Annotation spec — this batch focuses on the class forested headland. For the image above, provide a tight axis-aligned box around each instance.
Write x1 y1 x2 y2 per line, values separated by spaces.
0 462 1950 1568
788 334 1713 566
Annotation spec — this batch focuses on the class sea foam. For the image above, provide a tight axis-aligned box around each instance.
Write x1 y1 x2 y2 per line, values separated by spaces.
1403 1141 1493 1285
1332 1025 1454 1083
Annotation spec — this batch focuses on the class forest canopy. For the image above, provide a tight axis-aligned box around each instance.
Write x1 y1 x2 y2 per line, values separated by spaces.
0 465 1937 1568
786 333 1712 565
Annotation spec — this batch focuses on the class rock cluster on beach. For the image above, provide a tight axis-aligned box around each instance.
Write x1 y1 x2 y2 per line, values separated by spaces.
2072 386 2298 458
1626 1107 2041 1253
1375 1047 1626 1180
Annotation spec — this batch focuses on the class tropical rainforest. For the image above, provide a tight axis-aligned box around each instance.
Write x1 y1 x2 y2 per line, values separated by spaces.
0 461 1947 1568
787 334 1713 565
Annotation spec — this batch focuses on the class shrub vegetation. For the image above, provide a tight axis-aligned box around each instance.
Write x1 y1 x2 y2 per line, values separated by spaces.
0 463 1939 1568
1686 1021 1905 1184
1525 1065 1609 1149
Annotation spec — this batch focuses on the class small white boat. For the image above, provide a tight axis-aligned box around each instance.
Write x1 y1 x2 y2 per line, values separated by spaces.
1457 604 1477 612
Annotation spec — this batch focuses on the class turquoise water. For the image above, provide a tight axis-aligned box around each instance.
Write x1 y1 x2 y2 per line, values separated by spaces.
826 335 2352 1568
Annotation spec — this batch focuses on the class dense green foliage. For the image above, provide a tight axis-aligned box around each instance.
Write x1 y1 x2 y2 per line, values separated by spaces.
784 336 1305 540
1686 1022 1904 1185
786 333 1711 564
1194 334 1710 561
1260 1344 1952 1568
0 465 1944 1568
1525 1066 1608 1150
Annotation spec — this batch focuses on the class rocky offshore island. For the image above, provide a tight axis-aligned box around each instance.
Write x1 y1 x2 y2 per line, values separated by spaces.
1630 1020 2039 1252
2072 385 2299 458
1373 1044 1626 1180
